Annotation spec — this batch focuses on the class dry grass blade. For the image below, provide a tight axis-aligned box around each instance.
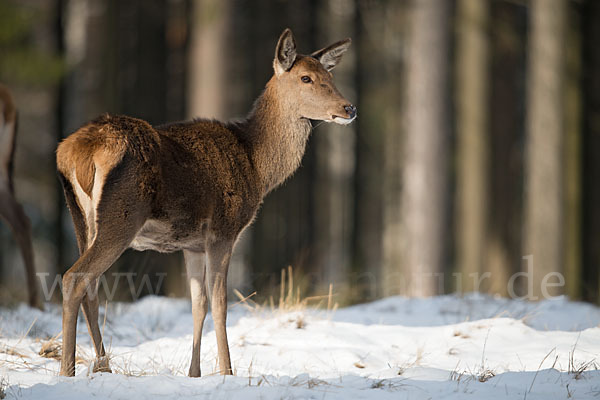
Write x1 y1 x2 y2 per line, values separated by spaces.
528 347 555 393
231 290 258 311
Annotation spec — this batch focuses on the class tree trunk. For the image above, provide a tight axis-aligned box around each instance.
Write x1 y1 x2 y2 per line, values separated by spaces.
563 3 582 300
487 1 527 297
581 0 600 304
350 0 385 302
376 2 407 298
454 0 489 294
524 0 566 300
401 0 450 297
187 0 230 120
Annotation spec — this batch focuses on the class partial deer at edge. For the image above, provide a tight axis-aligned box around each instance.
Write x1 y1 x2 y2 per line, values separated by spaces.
0 84 42 310
56 28 356 377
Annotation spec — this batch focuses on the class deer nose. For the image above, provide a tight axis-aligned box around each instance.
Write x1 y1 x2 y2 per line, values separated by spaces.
344 104 357 119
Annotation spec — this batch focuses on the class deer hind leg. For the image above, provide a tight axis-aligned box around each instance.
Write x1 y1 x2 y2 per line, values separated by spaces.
60 233 135 376
0 189 41 309
60 164 148 376
184 250 208 377
206 240 234 375
60 172 110 373
80 278 111 373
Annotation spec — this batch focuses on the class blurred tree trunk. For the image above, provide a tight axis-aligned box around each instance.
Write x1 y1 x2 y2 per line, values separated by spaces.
373 2 407 298
165 0 189 123
401 0 450 297
63 0 111 132
524 0 566 299
454 0 489 293
581 0 600 304
113 0 167 124
187 0 229 120
487 1 527 296
564 3 582 300
350 0 384 301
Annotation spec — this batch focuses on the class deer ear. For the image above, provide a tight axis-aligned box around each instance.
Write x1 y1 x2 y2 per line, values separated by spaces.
274 28 297 76
311 38 351 71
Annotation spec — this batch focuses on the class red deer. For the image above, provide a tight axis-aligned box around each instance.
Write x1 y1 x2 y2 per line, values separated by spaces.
0 84 42 310
56 28 356 377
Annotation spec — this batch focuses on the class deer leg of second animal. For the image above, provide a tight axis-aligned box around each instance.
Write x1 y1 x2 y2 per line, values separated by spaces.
206 240 233 375
0 190 41 309
184 250 208 377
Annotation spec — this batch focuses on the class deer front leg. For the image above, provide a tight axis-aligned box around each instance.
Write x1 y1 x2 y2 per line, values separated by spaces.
184 250 208 377
206 240 233 375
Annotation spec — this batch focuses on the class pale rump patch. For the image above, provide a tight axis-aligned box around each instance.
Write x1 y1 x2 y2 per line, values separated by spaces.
71 164 106 247
71 169 93 244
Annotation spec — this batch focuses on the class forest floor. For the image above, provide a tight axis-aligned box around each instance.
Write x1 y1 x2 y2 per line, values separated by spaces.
0 293 599 399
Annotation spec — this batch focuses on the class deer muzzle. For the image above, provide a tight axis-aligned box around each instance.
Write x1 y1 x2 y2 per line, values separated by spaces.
332 104 357 125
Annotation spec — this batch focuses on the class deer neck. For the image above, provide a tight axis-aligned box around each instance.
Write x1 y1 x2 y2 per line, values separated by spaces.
243 80 312 195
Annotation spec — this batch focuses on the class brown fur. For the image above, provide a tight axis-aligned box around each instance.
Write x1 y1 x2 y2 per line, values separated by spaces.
56 29 356 377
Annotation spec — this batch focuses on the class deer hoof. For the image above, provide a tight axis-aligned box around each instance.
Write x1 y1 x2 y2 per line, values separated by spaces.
59 367 76 377
92 356 112 373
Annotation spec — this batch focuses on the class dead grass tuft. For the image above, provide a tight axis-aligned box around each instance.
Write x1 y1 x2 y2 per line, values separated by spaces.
392 346 425 376
476 367 495 382
232 266 338 318
568 351 596 380
453 330 470 339
370 378 405 391
567 335 597 380
289 374 329 389
0 376 6 399
38 333 62 361
37 332 88 367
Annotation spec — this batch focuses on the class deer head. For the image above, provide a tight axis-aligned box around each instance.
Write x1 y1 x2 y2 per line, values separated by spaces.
272 28 357 125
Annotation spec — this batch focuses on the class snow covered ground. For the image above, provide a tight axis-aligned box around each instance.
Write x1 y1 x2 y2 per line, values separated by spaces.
1 293 599 399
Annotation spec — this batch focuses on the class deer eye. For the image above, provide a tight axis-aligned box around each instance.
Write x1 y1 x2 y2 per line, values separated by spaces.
301 76 312 84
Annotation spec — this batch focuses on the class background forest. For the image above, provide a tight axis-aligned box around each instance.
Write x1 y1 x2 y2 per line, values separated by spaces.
0 0 598 306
